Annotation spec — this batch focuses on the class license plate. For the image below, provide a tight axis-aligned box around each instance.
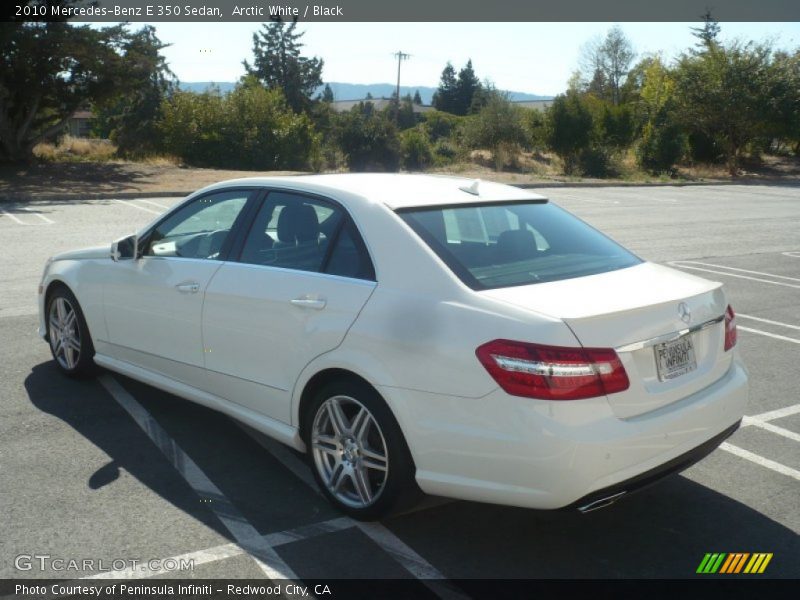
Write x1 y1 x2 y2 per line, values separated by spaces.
654 335 697 381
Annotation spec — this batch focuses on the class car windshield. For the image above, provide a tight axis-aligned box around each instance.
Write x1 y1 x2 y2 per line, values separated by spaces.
398 201 641 290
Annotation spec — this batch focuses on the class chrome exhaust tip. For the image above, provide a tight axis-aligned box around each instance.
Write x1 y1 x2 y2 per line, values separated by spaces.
577 491 627 513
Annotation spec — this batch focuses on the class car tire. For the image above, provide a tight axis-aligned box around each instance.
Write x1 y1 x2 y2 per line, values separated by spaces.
46 286 96 378
303 377 420 520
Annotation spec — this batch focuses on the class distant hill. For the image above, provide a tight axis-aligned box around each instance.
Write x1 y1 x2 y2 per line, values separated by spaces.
179 81 552 104
179 81 237 94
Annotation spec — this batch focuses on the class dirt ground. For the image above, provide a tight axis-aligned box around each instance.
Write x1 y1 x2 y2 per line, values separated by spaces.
1 155 799 200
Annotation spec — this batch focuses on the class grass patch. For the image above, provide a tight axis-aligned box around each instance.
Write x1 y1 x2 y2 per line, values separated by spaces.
34 136 117 162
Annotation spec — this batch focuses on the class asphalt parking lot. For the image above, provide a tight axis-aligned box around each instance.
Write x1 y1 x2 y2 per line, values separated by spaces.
1 184 798 586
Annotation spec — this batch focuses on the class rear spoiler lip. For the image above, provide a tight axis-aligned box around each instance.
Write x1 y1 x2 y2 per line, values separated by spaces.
393 198 549 214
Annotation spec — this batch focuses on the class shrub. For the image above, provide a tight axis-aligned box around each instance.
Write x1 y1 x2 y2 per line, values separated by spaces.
523 109 548 151
157 83 317 170
687 130 724 163
422 110 463 142
33 136 117 162
546 93 593 174
432 139 459 165
462 94 527 170
335 108 401 172
578 146 612 178
400 127 433 170
637 120 686 174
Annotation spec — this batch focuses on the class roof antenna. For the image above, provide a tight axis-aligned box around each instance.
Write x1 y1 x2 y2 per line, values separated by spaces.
459 179 481 196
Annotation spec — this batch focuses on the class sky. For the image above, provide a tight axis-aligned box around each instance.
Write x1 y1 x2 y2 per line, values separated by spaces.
111 22 800 96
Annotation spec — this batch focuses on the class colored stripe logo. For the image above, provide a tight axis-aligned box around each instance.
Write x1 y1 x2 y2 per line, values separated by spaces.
697 553 773 574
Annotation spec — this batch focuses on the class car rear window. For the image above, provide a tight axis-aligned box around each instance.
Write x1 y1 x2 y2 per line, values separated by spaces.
398 201 641 290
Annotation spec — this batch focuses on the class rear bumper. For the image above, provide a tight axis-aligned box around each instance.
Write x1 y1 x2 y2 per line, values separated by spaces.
568 419 740 512
379 354 748 510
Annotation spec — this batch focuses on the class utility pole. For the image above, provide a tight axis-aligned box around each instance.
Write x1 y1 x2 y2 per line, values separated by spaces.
393 50 411 123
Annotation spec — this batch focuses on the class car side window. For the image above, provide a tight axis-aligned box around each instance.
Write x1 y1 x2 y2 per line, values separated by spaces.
144 190 250 260
239 192 341 273
323 220 376 281
238 191 375 280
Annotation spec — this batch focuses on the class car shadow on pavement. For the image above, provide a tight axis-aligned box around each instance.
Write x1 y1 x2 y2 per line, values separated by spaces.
24 361 230 539
384 465 799 579
24 362 341 541
24 361 800 579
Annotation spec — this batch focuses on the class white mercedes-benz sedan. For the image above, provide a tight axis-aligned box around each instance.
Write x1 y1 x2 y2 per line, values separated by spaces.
38 174 747 518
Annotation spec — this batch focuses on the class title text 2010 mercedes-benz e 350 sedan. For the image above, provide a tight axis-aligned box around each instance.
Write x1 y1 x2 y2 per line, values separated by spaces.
38 174 747 518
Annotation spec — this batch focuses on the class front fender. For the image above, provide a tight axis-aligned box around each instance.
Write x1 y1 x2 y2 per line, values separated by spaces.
39 259 108 345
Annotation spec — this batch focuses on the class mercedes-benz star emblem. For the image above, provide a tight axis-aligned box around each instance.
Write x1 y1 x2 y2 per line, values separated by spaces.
678 302 691 325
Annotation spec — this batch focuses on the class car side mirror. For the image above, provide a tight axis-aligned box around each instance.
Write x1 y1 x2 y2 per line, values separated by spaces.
111 234 138 262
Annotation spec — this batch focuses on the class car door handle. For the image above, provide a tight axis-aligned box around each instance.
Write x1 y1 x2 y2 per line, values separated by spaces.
290 296 326 310
175 282 200 294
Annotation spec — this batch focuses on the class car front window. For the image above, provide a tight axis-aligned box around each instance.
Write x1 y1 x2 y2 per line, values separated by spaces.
144 191 250 260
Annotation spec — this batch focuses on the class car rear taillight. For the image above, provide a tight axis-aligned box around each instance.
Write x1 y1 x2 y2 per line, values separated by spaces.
475 340 629 400
724 305 737 351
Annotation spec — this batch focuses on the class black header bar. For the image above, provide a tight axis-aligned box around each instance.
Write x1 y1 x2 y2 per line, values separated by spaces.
6 0 800 22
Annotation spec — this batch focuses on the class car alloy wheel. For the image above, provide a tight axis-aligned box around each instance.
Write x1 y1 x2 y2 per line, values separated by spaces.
49 296 82 371
311 395 389 509
46 287 95 377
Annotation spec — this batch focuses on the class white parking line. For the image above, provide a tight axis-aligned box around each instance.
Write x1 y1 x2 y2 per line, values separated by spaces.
84 517 353 580
749 403 800 423
719 442 800 482
550 193 619 205
738 326 800 345
0 209 25 224
23 207 55 224
248 427 466 599
113 199 162 215
98 375 298 581
676 261 800 283
742 417 800 443
668 261 800 289
781 252 800 258
737 314 800 331
136 199 171 210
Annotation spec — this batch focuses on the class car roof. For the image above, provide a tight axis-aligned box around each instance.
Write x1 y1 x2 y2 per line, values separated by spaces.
197 173 548 210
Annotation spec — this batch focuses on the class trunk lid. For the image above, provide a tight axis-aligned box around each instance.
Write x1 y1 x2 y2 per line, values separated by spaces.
481 262 732 418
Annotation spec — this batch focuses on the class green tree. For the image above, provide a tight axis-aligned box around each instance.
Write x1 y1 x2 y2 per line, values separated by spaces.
0 21 160 162
432 62 458 114
763 50 800 154
412 90 423 105
93 26 175 156
394 95 417 130
674 39 775 174
319 83 334 103
636 58 685 172
243 20 323 113
158 79 317 170
580 25 635 105
598 102 635 150
546 92 594 174
455 59 481 115
691 11 721 52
